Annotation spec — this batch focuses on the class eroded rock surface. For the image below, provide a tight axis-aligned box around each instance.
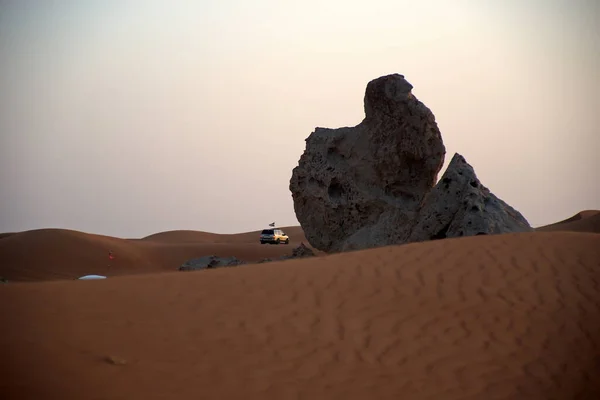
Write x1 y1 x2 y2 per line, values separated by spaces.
290 74 446 252
180 244 316 270
179 256 245 271
259 244 316 264
290 73 532 252
280 243 316 260
409 153 533 241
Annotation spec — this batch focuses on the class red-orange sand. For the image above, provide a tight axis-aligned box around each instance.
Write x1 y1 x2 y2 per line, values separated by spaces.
1 214 599 399
0 226 309 282
536 210 600 234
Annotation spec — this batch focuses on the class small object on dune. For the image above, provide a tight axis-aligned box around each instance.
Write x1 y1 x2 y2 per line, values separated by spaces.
77 275 107 280
104 355 127 366
259 228 290 244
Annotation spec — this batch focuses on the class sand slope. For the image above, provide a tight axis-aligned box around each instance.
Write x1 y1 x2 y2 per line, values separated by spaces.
141 225 306 243
0 226 310 282
2 210 597 282
1 231 599 399
536 210 600 234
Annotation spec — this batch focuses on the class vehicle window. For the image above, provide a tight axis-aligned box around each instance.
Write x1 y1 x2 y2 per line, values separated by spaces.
261 229 274 234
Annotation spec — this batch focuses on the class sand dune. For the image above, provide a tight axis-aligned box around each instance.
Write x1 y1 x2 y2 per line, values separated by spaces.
2 210 597 282
141 225 307 244
1 231 599 399
536 210 600 234
0 232 16 240
0 226 310 282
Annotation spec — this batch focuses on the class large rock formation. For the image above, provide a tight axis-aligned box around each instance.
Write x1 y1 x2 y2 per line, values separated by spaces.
290 74 446 252
290 74 532 252
408 153 532 242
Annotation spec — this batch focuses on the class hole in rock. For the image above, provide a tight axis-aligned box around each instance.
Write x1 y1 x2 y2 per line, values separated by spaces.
328 179 344 201
430 221 451 240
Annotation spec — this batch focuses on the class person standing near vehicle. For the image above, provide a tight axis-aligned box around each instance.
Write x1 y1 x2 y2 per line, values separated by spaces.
108 250 115 272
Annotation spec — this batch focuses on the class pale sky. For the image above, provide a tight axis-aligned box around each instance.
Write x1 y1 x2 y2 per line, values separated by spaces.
0 0 598 237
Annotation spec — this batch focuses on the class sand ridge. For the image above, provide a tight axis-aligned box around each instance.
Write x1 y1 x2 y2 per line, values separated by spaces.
141 225 306 243
2 210 598 283
1 231 599 399
536 210 600 234
0 226 310 282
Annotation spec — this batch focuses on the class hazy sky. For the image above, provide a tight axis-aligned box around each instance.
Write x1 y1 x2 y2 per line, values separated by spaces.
1 0 598 237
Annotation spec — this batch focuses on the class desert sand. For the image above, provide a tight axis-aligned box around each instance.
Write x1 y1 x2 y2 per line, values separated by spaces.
536 210 600 234
1 211 599 399
0 226 309 282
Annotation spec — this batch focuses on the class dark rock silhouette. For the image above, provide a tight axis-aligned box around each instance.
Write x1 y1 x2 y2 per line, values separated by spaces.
408 153 532 242
180 244 316 271
179 256 245 271
290 74 531 252
280 242 315 260
290 74 446 252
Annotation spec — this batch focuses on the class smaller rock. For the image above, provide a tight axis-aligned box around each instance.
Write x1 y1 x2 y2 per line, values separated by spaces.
256 243 317 265
179 256 246 271
408 153 532 241
278 243 316 261
290 243 315 258
104 355 127 366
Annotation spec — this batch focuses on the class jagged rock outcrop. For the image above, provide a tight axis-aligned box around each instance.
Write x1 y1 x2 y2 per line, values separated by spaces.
408 154 533 241
290 73 446 252
179 256 245 271
290 73 532 252
180 244 316 270
280 243 315 260
259 243 316 264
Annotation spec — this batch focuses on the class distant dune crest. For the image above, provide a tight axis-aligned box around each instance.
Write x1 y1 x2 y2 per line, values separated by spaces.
0 212 597 282
0 226 309 281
